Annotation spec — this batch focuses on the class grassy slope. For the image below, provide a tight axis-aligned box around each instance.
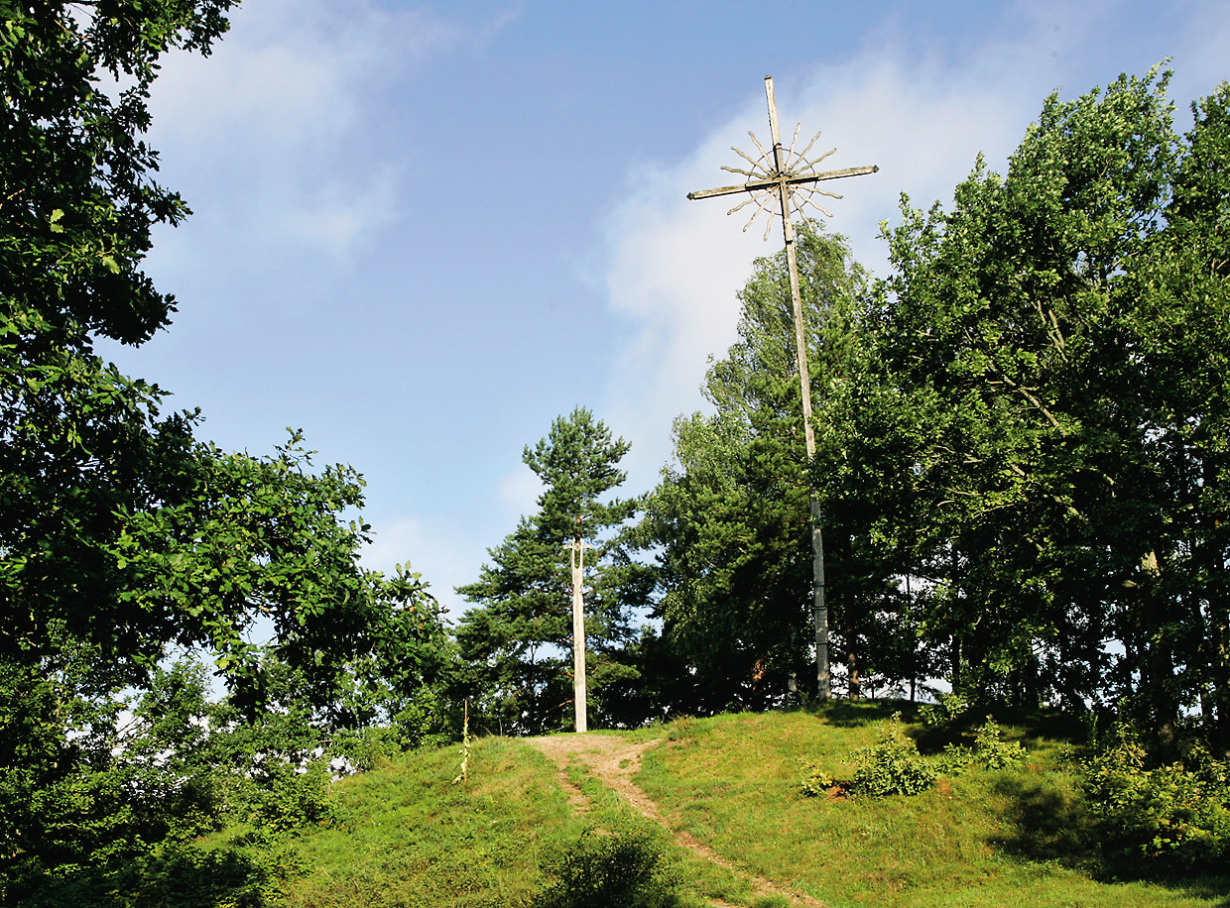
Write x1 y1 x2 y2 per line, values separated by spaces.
637 707 1228 908
224 707 1229 908
274 737 581 908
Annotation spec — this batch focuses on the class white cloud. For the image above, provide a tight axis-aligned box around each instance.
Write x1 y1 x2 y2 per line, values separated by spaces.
600 143 763 488
143 0 520 267
151 0 462 145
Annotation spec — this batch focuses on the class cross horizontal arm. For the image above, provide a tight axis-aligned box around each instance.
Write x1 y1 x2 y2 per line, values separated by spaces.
687 164 879 201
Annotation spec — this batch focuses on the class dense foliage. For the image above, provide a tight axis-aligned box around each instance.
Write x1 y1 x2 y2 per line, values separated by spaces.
845 715 936 797
870 67 1230 750
1 2 451 900
633 67 1230 760
634 224 934 711
1081 722 1230 876
532 826 683 908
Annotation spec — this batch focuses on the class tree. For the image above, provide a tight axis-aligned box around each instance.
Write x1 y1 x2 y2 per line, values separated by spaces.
636 224 923 708
2 0 235 678
455 409 651 735
871 66 1230 748
0 2 453 891
874 75 1174 712
0 431 454 896
0 0 455 724
638 408 811 711
1123 81 1230 751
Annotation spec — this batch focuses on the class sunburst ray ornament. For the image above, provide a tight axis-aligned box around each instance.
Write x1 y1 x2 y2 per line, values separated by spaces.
687 78 878 239
687 75 878 702
719 124 839 238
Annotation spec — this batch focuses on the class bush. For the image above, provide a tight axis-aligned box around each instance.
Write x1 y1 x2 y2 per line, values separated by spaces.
1080 723 1230 876
849 716 936 798
939 716 1027 774
13 843 276 908
800 761 835 798
247 759 336 835
533 826 682 908
974 717 1026 770
918 692 969 727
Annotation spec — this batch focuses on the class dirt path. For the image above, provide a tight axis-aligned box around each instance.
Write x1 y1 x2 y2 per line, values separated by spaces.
526 733 826 908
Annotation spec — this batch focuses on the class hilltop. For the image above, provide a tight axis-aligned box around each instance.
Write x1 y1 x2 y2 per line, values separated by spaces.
166 706 1228 908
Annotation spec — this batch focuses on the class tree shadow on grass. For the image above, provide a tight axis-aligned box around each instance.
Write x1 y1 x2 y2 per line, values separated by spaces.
987 775 1094 866
16 844 276 908
910 705 1088 755
987 776 1230 906
808 698 916 728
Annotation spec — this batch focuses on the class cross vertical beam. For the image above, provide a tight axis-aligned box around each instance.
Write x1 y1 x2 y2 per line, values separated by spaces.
688 75 877 701
765 77 831 701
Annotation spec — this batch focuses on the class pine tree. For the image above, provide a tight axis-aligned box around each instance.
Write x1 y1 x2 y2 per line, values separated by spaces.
455 409 651 734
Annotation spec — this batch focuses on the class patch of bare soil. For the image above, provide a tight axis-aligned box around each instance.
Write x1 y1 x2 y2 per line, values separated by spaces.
526 733 827 908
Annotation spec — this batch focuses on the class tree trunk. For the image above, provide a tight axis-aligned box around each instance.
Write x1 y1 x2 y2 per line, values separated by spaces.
846 609 860 701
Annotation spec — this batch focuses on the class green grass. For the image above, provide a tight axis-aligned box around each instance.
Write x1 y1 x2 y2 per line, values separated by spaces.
275 736 578 907
564 760 751 906
637 707 1230 908
178 706 1229 908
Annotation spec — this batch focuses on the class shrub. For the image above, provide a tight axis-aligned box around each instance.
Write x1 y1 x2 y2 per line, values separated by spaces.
800 761 835 797
974 717 1026 770
14 842 277 908
940 716 1026 774
533 826 682 908
918 692 969 727
849 716 936 798
1080 723 1230 876
248 759 336 835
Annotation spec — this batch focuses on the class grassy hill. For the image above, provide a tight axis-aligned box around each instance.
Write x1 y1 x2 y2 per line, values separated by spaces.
187 706 1230 907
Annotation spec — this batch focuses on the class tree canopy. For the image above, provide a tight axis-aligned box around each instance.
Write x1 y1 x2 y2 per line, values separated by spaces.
867 67 1230 748
1 3 452 895
635 68 1230 754
635 225 894 710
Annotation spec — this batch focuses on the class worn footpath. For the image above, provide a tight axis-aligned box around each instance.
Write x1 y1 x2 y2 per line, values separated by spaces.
526 733 827 908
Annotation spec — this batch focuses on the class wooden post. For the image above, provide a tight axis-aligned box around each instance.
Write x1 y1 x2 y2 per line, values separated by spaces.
568 532 588 733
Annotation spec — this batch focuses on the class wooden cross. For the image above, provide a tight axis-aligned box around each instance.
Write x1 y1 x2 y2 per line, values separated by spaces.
688 75 878 701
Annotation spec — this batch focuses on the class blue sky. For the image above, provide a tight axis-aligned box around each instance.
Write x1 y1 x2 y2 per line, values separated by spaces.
99 0 1230 616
